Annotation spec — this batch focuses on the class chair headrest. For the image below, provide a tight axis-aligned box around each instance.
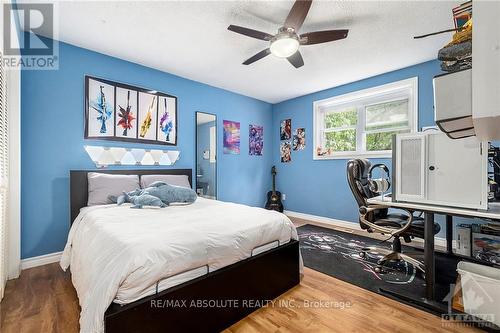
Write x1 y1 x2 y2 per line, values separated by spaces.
347 158 371 180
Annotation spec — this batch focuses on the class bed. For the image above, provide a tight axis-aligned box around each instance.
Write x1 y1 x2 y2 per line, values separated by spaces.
64 169 301 333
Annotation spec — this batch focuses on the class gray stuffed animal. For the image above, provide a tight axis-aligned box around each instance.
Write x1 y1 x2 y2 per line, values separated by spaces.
125 193 167 209
111 181 197 208
140 181 197 206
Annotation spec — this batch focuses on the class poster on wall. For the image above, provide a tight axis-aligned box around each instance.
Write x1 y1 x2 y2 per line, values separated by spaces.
249 124 263 156
223 120 240 154
115 87 137 138
280 141 291 163
84 75 177 145
293 128 305 151
138 92 158 141
280 119 291 140
86 78 115 137
157 96 177 144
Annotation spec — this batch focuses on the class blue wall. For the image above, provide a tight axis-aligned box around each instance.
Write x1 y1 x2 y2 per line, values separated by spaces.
271 60 445 224
21 40 273 259
22 41 477 259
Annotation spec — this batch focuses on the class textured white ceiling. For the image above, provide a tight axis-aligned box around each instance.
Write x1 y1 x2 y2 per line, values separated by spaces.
34 0 457 103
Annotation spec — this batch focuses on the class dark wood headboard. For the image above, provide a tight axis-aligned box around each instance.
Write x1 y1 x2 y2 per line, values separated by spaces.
70 169 192 224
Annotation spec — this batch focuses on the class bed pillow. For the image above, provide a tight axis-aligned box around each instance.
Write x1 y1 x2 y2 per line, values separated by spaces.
87 173 140 206
140 174 191 189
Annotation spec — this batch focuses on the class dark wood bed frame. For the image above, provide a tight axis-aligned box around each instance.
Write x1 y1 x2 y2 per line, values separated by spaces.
70 169 300 333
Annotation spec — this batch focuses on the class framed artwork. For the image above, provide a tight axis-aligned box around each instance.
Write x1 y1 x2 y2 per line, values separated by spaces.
280 119 291 140
137 92 158 141
249 124 263 156
223 120 240 154
280 141 291 163
293 128 305 151
84 75 178 145
86 78 115 137
115 87 137 138
157 96 177 144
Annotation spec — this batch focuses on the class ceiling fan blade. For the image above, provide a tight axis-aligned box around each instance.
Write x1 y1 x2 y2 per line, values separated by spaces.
287 51 304 68
228 25 274 41
300 29 349 45
283 0 313 32
243 48 271 65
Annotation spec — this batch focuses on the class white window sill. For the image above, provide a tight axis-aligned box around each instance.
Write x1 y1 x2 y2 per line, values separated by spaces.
313 151 392 160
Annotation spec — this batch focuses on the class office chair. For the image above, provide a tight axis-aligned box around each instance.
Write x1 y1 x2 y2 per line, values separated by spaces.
346 159 440 274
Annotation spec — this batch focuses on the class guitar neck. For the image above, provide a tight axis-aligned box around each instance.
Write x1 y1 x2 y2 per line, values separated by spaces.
272 173 276 194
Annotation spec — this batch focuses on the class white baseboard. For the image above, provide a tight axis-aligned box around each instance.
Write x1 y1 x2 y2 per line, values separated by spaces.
21 251 62 270
285 210 454 249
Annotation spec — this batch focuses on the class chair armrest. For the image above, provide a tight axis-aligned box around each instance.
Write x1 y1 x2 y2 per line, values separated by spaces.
359 205 414 236
359 205 389 215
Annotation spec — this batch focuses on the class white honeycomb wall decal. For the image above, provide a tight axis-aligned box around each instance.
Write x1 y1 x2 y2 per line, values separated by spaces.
84 146 180 167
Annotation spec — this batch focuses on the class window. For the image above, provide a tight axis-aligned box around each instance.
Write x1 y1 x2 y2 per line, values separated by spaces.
313 77 418 159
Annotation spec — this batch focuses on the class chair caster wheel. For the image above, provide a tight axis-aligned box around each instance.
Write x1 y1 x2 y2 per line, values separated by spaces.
375 266 383 273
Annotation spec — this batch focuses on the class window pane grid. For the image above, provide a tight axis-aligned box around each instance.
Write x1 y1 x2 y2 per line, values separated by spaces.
323 108 357 130
314 78 416 158
323 125 357 133
364 125 410 135
324 130 356 152
365 99 409 131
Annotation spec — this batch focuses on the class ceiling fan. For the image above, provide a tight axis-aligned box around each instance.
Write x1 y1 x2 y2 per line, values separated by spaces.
227 0 349 68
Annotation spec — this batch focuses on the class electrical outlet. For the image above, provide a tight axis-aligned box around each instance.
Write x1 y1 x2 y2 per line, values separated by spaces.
281 193 286 200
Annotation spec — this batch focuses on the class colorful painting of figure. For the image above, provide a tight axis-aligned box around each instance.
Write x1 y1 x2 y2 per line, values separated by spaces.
87 78 114 137
223 120 240 154
115 88 137 138
157 96 176 144
293 128 305 151
280 119 291 140
138 92 158 141
280 141 291 163
249 124 263 156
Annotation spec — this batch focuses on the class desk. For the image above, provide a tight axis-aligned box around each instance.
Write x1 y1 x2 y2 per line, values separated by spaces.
367 196 500 310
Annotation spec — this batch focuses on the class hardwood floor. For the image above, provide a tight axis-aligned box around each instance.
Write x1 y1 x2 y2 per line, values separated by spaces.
0 216 480 333
0 262 482 333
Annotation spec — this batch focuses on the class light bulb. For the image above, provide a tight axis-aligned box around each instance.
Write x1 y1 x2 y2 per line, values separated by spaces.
270 37 299 58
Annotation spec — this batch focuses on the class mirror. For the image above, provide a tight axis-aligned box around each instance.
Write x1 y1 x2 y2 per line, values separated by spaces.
196 112 217 199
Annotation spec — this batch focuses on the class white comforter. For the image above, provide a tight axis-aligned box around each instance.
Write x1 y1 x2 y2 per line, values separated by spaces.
60 197 299 333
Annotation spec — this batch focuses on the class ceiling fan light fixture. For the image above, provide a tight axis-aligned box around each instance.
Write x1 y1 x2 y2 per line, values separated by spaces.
270 36 299 58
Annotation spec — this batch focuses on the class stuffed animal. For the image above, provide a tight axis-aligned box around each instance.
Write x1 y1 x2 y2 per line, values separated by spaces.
110 181 197 208
126 193 167 209
140 181 198 206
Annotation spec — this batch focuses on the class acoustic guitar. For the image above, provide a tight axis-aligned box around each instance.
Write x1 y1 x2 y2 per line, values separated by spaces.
265 166 284 212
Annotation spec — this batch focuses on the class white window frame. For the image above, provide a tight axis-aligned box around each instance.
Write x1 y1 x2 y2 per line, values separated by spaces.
313 77 418 160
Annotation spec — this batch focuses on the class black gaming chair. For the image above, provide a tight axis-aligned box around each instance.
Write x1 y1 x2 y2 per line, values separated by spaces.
346 158 440 273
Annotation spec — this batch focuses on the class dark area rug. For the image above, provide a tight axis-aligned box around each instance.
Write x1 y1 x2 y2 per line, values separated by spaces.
297 224 460 306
